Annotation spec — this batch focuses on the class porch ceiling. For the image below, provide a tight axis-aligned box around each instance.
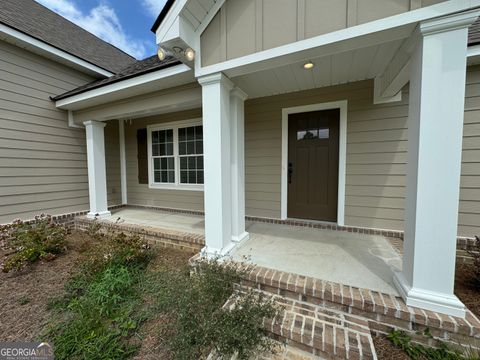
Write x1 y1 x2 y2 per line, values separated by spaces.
232 39 405 99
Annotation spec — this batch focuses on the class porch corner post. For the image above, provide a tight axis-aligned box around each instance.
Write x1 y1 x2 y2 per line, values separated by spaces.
230 88 249 244
84 120 111 219
393 11 479 318
198 73 235 256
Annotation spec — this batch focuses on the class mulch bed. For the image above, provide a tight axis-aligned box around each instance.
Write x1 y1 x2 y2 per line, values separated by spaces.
455 263 480 318
373 335 410 360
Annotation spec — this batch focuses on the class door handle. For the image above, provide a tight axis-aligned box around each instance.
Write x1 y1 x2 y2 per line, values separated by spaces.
288 162 293 184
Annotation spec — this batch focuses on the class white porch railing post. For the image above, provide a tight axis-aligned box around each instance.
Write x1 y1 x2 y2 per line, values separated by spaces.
393 11 479 318
230 88 249 243
84 120 111 219
198 73 235 256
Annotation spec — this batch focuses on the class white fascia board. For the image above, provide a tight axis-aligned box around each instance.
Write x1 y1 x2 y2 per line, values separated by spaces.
0 23 113 78
156 0 189 44
468 44 480 57
195 0 480 78
55 64 191 109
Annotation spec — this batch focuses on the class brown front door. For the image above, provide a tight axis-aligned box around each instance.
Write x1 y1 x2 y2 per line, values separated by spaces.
288 109 340 222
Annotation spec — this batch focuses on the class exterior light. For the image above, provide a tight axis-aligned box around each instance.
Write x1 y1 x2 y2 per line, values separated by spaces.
303 61 314 70
157 47 166 61
184 47 195 61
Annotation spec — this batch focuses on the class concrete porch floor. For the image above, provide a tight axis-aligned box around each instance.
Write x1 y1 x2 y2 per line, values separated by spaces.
106 207 402 295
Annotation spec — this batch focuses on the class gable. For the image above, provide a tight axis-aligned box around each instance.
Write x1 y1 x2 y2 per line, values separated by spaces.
200 0 447 67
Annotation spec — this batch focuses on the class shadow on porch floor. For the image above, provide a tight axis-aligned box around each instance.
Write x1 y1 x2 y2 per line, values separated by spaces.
105 207 402 295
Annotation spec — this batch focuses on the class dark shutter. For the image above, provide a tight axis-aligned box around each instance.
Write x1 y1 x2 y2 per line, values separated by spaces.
137 128 148 184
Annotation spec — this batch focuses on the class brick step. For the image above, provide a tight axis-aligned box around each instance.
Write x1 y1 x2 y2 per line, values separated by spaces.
207 340 325 359
240 264 480 347
226 289 377 360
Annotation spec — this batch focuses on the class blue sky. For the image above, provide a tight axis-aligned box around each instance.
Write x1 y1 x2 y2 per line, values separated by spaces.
35 0 168 60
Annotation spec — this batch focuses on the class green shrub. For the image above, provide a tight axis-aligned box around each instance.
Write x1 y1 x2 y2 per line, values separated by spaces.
0 214 67 272
148 260 279 360
468 236 480 286
387 330 479 360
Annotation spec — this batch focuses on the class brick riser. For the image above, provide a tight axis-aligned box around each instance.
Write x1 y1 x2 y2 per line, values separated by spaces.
240 265 480 350
74 217 205 253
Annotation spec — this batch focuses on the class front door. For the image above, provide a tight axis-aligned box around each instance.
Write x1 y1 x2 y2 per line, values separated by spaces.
287 109 339 222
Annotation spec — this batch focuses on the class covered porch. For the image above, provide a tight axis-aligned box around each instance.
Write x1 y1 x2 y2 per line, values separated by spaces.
55 5 480 320
98 206 402 295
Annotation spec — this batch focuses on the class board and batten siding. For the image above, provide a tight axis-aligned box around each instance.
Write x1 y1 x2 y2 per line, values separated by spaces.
0 40 120 224
124 108 205 211
200 0 446 66
244 66 480 237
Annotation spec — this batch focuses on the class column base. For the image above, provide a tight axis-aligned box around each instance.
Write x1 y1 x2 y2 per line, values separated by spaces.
87 210 111 220
393 271 466 318
232 231 249 244
200 241 237 260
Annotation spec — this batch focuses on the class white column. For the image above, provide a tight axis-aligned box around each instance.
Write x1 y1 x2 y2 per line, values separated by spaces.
84 120 111 219
198 73 235 256
119 119 127 205
393 11 479 318
230 88 249 243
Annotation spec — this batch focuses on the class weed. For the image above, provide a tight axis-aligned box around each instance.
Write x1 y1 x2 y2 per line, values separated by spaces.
387 329 479 360
0 214 66 272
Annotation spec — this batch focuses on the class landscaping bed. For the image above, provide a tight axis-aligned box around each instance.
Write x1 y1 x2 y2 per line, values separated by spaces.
0 218 277 360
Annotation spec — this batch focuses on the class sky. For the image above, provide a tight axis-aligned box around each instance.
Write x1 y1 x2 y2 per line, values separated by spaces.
35 0 168 60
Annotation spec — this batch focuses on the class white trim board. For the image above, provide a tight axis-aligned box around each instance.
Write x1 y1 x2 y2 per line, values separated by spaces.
146 118 204 192
55 64 192 109
281 101 347 226
0 23 113 78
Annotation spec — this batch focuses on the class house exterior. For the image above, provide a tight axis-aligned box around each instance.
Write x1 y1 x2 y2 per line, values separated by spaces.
2 0 480 322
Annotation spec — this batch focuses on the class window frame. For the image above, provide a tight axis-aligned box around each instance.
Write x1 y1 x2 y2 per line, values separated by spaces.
147 118 204 191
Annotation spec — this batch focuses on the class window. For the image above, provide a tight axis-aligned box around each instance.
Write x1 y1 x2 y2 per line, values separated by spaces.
148 120 204 190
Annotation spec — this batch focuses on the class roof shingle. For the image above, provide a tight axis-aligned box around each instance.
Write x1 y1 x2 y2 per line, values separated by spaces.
0 0 136 74
53 55 181 101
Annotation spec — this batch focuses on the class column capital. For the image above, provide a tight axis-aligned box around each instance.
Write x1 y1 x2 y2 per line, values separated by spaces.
231 87 248 101
83 120 107 128
419 10 479 36
198 72 234 90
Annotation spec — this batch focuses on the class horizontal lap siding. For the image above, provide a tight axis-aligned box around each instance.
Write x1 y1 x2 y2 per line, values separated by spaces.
245 71 480 236
124 109 204 211
0 41 94 223
460 66 480 237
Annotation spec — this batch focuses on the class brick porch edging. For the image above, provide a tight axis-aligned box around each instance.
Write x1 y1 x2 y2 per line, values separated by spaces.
74 215 205 253
120 204 478 259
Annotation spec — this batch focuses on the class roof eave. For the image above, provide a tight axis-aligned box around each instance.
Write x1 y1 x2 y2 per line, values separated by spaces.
0 22 114 77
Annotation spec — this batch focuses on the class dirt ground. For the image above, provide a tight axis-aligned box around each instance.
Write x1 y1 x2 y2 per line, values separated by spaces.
0 231 86 341
0 230 192 360
1 231 479 360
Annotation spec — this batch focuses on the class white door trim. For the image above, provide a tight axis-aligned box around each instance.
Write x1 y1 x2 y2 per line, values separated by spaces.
281 100 347 225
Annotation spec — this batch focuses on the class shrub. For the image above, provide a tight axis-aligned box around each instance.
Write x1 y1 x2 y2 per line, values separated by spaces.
467 236 480 286
0 214 67 272
387 330 478 360
148 259 279 359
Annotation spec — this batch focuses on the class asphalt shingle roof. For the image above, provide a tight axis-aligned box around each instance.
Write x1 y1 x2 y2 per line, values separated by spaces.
52 55 181 100
0 0 136 74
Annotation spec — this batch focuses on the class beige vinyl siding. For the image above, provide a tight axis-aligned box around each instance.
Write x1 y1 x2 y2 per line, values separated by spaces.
244 68 480 237
124 109 204 211
200 0 447 66
460 66 480 237
0 40 116 223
